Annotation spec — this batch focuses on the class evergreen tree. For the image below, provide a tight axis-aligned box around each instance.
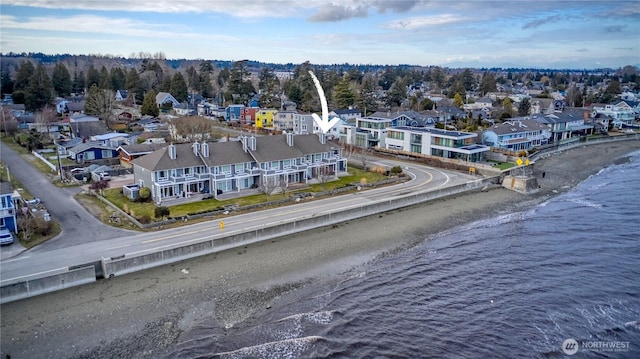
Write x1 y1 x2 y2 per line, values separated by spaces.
518 97 531 116
98 66 110 89
52 63 72 97
386 77 407 108
333 74 355 109
1 71 14 96
72 71 86 95
198 73 214 98
356 74 378 116
141 90 159 117
460 68 476 91
258 67 280 108
479 72 497 96
109 67 126 91
14 61 35 92
86 65 100 89
125 68 144 103
430 66 446 89
25 63 54 111
170 72 188 102
186 66 199 90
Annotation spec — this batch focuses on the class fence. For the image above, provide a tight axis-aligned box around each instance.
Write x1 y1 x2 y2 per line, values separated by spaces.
530 133 640 161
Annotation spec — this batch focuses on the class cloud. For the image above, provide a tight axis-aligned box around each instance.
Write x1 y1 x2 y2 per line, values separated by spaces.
386 14 464 30
604 25 626 33
0 14 237 42
308 3 368 22
522 15 563 29
308 0 423 22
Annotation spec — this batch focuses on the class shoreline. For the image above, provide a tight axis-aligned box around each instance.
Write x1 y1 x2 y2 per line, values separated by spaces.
1 140 639 359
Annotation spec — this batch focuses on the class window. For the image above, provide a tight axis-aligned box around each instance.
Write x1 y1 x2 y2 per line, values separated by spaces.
271 161 279 170
159 170 166 179
301 124 307 132
222 165 231 174
283 159 291 168
84 151 95 160
1 196 7 209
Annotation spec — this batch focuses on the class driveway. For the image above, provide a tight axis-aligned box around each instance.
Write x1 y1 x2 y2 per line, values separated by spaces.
0 142 138 254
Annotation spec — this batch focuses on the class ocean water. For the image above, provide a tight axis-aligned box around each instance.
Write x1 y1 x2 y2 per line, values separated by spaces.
167 150 640 359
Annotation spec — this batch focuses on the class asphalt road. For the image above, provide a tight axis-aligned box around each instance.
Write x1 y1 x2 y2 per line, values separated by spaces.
0 142 137 253
0 156 477 283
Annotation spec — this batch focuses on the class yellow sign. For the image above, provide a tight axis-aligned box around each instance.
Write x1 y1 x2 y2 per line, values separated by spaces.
219 221 225 231
525 159 530 166
516 158 523 166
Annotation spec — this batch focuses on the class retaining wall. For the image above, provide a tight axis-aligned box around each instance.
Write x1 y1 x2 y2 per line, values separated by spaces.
101 178 493 279
0 266 96 304
3 177 495 303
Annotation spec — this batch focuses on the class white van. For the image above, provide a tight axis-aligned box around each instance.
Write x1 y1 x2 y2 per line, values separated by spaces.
0 228 15 245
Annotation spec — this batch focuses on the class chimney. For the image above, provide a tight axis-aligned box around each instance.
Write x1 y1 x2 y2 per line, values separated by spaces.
250 136 256 151
318 132 326 144
193 141 200 156
201 142 209 157
242 136 248 153
169 143 176 160
286 132 294 146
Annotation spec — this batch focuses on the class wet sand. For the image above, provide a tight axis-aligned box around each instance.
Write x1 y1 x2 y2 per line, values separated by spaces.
1 140 639 359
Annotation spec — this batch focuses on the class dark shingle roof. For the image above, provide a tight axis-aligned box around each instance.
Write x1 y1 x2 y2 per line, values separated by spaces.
202 141 254 166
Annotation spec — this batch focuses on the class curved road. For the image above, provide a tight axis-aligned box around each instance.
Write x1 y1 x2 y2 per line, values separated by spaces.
0 142 137 252
0 157 477 283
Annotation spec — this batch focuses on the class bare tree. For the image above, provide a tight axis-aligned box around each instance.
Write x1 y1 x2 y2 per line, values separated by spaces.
170 116 214 142
317 165 335 192
261 176 278 201
358 148 370 170
279 174 289 198
35 105 58 138
85 85 115 125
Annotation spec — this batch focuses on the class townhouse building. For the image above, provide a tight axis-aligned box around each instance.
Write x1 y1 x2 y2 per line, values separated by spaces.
132 133 347 204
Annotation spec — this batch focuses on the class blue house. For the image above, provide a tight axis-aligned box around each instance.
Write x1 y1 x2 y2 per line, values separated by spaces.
0 181 18 233
225 104 245 122
67 142 119 163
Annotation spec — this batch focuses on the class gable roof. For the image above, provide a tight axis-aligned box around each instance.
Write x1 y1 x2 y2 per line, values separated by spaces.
249 135 305 163
155 92 179 106
485 118 548 135
202 141 254 167
68 142 117 154
118 143 169 156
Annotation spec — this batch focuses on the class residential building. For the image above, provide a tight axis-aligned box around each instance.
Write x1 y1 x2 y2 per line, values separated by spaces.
115 90 128 101
385 126 489 162
330 108 362 121
132 133 347 203
292 113 314 135
67 142 119 163
240 106 258 125
592 101 635 128
534 108 594 143
155 92 179 108
0 181 18 233
482 118 551 151
226 104 245 122
274 110 297 131
117 143 169 168
91 132 130 147
255 108 278 128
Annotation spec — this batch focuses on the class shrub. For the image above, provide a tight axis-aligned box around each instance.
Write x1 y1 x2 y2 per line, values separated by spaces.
390 166 403 175
138 215 151 224
154 206 170 219
139 187 151 202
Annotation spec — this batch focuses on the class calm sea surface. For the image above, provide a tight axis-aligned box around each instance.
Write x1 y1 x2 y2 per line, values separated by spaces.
167 150 640 358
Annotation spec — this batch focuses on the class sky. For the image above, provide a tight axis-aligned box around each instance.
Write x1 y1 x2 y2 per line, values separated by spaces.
0 0 639 69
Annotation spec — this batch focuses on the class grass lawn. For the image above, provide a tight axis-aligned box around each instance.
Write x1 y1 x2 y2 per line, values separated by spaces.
487 160 516 170
102 168 389 220
1 155 62 247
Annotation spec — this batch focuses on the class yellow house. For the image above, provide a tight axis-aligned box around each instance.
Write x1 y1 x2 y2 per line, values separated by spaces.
255 108 278 128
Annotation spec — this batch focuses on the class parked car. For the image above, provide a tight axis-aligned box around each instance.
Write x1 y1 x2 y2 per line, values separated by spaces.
0 228 15 245
99 172 111 181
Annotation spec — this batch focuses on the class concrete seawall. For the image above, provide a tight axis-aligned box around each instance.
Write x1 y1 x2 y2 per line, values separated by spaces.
2 177 494 304
0 266 96 304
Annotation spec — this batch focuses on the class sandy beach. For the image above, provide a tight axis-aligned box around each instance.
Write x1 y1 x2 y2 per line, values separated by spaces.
1 139 639 359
